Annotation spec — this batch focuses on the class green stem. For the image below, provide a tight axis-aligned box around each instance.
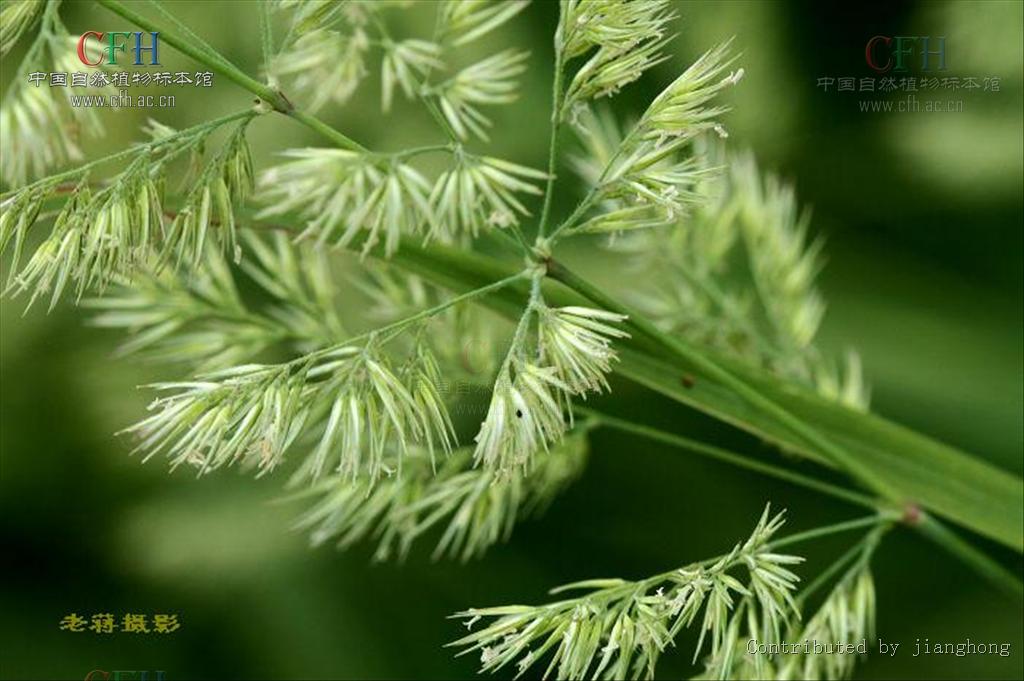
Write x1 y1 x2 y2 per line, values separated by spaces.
393 144 457 160
769 514 894 550
794 524 888 610
636 514 891 589
96 0 287 111
578 406 880 511
545 258 902 502
494 272 544 375
535 8 567 240
146 0 229 70
95 0 366 153
589 395 1019 598
288 109 366 152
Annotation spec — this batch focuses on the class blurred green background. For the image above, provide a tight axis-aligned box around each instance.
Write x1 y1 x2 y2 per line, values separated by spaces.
1 1 1022 679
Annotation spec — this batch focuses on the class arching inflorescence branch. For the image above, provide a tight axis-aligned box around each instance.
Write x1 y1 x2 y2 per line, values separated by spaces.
450 506 888 681
1 109 259 308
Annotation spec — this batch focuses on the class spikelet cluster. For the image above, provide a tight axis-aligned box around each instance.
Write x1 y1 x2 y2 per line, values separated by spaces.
125 341 457 483
85 247 278 372
257 149 435 255
473 301 628 476
559 0 674 117
709 567 876 680
433 49 529 141
560 44 743 239
0 0 45 56
259 148 545 251
269 1 374 110
1 116 257 306
438 0 530 47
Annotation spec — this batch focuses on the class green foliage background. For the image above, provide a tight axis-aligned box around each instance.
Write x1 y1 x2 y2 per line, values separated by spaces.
1 1 1021 679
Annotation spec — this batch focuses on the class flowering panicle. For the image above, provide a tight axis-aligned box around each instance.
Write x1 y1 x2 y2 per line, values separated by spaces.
434 49 529 141
258 149 435 256
438 0 530 47
451 505 802 680
1 6 910 680
559 0 674 118
429 152 546 238
295 429 588 562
